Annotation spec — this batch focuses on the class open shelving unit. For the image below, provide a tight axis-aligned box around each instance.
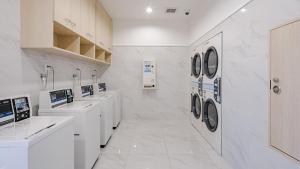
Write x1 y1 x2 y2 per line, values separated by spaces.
50 22 111 65
20 0 112 66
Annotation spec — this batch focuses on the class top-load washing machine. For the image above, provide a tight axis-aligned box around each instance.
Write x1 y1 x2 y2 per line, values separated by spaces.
94 83 122 129
201 32 223 155
0 95 74 169
38 89 101 169
190 46 204 133
74 84 114 148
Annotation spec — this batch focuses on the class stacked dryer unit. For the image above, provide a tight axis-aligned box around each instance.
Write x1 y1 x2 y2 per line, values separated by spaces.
190 46 203 133
191 32 223 155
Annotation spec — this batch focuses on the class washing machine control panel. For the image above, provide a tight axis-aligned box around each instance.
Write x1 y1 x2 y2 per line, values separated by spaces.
0 99 14 126
50 90 67 108
66 89 73 103
81 85 93 97
12 97 30 122
214 78 222 103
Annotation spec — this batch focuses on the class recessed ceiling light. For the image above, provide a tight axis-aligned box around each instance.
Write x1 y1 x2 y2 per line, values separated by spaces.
146 7 153 14
240 8 247 13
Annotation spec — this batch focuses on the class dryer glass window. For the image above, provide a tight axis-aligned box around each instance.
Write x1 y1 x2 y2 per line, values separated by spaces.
192 53 201 78
204 47 218 78
192 94 201 119
204 99 218 132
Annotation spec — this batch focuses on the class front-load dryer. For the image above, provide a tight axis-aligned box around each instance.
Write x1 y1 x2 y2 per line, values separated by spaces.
74 85 114 148
201 32 223 155
202 32 222 99
191 47 203 93
190 91 203 133
0 95 74 169
38 89 101 169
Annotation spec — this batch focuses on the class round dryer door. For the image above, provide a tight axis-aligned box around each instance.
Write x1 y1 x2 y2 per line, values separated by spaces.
204 47 218 79
191 94 201 119
203 99 218 132
192 53 201 78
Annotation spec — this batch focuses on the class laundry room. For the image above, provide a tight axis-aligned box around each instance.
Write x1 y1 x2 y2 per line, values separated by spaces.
0 0 300 169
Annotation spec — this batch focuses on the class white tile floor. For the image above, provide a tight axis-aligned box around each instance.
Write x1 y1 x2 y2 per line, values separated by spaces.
93 118 232 169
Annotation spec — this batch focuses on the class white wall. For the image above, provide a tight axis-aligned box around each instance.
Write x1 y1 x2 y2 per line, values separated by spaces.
191 0 300 169
189 0 251 44
113 19 190 46
100 46 190 121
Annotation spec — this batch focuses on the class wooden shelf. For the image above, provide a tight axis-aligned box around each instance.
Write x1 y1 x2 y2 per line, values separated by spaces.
95 45 111 64
105 51 112 64
53 22 80 54
80 36 95 58
21 0 112 65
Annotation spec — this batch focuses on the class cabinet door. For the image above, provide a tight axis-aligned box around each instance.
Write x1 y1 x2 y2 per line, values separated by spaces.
70 0 81 33
106 16 113 51
95 2 112 51
88 0 95 42
54 0 71 29
80 0 90 40
270 20 300 161
95 2 106 47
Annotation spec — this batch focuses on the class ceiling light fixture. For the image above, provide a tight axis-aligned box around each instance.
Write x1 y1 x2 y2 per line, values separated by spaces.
146 6 153 14
240 8 247 13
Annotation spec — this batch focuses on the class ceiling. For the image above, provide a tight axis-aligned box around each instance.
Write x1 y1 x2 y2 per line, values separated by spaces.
99 0 216 20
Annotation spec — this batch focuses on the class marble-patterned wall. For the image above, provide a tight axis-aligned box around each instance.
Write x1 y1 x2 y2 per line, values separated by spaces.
0 0 106 114
191 0 300 169
100 46 190 121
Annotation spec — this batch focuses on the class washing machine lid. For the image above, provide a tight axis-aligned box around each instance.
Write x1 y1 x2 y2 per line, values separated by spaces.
77 94 113 101
204 47 218 79
192 53 201 78
203 99 218 132
0 116 73 142
191 93 201 119
39 101 99 113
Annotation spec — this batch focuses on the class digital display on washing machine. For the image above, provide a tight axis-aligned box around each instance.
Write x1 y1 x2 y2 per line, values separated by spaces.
0 99 14 126
81 85 91 97
12 97 30 122
50 90 67 104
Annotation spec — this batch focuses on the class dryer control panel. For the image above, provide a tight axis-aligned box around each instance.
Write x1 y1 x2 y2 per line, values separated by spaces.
143 58 156 89
214 78 222 103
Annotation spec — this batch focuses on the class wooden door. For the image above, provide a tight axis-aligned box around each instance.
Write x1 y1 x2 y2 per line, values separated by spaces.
95 2 112 51
270 20 300 161
95 2 106 47
80 0 89 40
70 0 81 33
54 0 71 29
88 0 95 42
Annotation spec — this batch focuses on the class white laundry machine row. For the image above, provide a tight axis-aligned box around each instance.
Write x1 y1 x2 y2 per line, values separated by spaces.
39 89 101 169
190 32 223 155
74 84 114 148
0 95 74 169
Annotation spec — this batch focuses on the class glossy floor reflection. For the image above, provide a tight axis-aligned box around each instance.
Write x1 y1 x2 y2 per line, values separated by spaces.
94 118 232 169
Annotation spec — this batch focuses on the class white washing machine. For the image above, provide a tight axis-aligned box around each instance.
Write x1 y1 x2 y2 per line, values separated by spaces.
201 32 223 155
38 89 101 169
93 83 122 129
0 96 74 169
74 85 113 148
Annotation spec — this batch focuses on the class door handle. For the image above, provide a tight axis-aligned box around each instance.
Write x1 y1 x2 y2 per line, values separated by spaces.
273 85 281 94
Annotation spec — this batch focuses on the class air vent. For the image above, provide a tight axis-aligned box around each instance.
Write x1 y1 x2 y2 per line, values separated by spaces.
166 8 177 14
